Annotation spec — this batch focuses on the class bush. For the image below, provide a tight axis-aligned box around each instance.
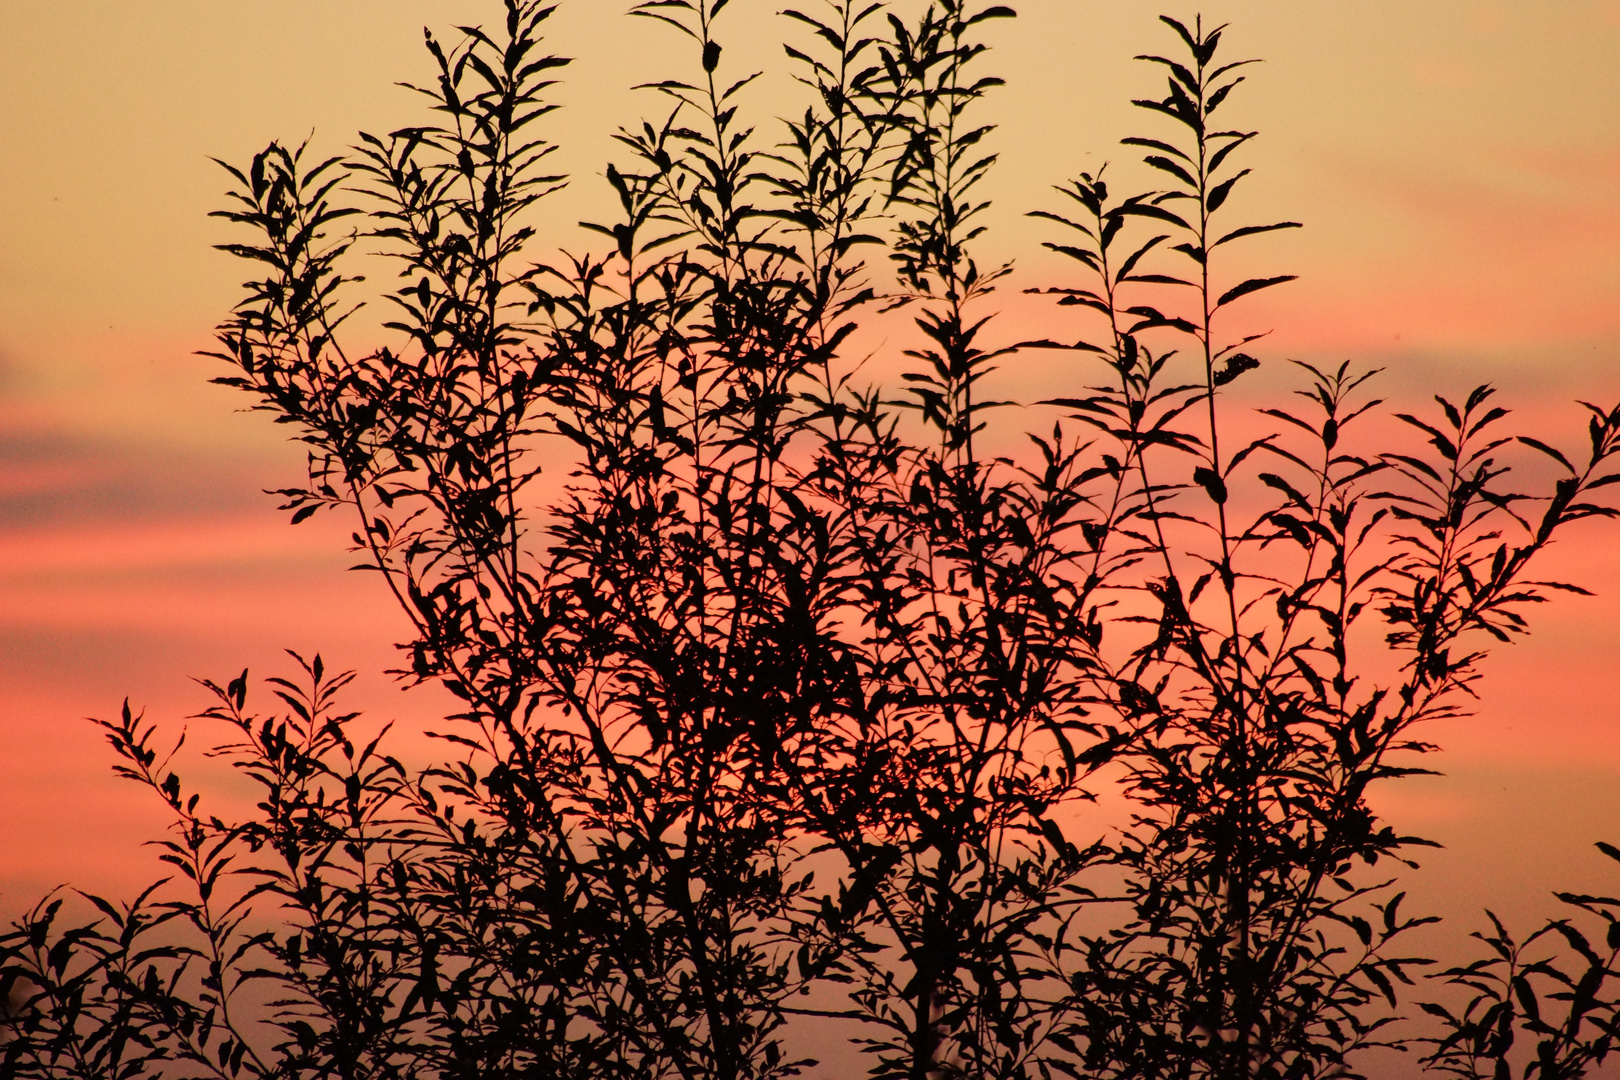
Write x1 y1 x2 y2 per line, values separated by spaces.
5 3 1619 1078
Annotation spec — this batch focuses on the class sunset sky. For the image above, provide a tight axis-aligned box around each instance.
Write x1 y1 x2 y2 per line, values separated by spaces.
3 0 1620 946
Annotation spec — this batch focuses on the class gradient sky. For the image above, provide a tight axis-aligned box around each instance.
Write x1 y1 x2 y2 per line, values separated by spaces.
2 0 1619 948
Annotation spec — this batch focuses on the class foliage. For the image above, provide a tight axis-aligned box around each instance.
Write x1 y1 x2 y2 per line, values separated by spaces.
4 3 1620 1079
1419 844 1620 1080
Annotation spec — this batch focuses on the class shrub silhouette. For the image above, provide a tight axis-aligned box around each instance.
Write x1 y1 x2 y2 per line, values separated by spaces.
4 3 1620 1078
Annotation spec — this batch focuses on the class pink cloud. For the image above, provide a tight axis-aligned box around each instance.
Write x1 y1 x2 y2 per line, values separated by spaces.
1269 148 1620 356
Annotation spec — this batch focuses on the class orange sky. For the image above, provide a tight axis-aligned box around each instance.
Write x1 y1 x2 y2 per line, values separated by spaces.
2 0 1620 943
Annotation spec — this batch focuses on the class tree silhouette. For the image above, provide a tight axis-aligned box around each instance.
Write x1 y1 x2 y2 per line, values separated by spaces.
4 4 1620 1079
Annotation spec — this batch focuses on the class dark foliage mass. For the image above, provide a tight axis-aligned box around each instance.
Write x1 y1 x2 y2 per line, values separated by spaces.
5 3 1620 1078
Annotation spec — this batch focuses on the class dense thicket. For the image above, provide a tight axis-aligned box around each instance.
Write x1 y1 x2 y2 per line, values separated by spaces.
6 3 1620 1078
